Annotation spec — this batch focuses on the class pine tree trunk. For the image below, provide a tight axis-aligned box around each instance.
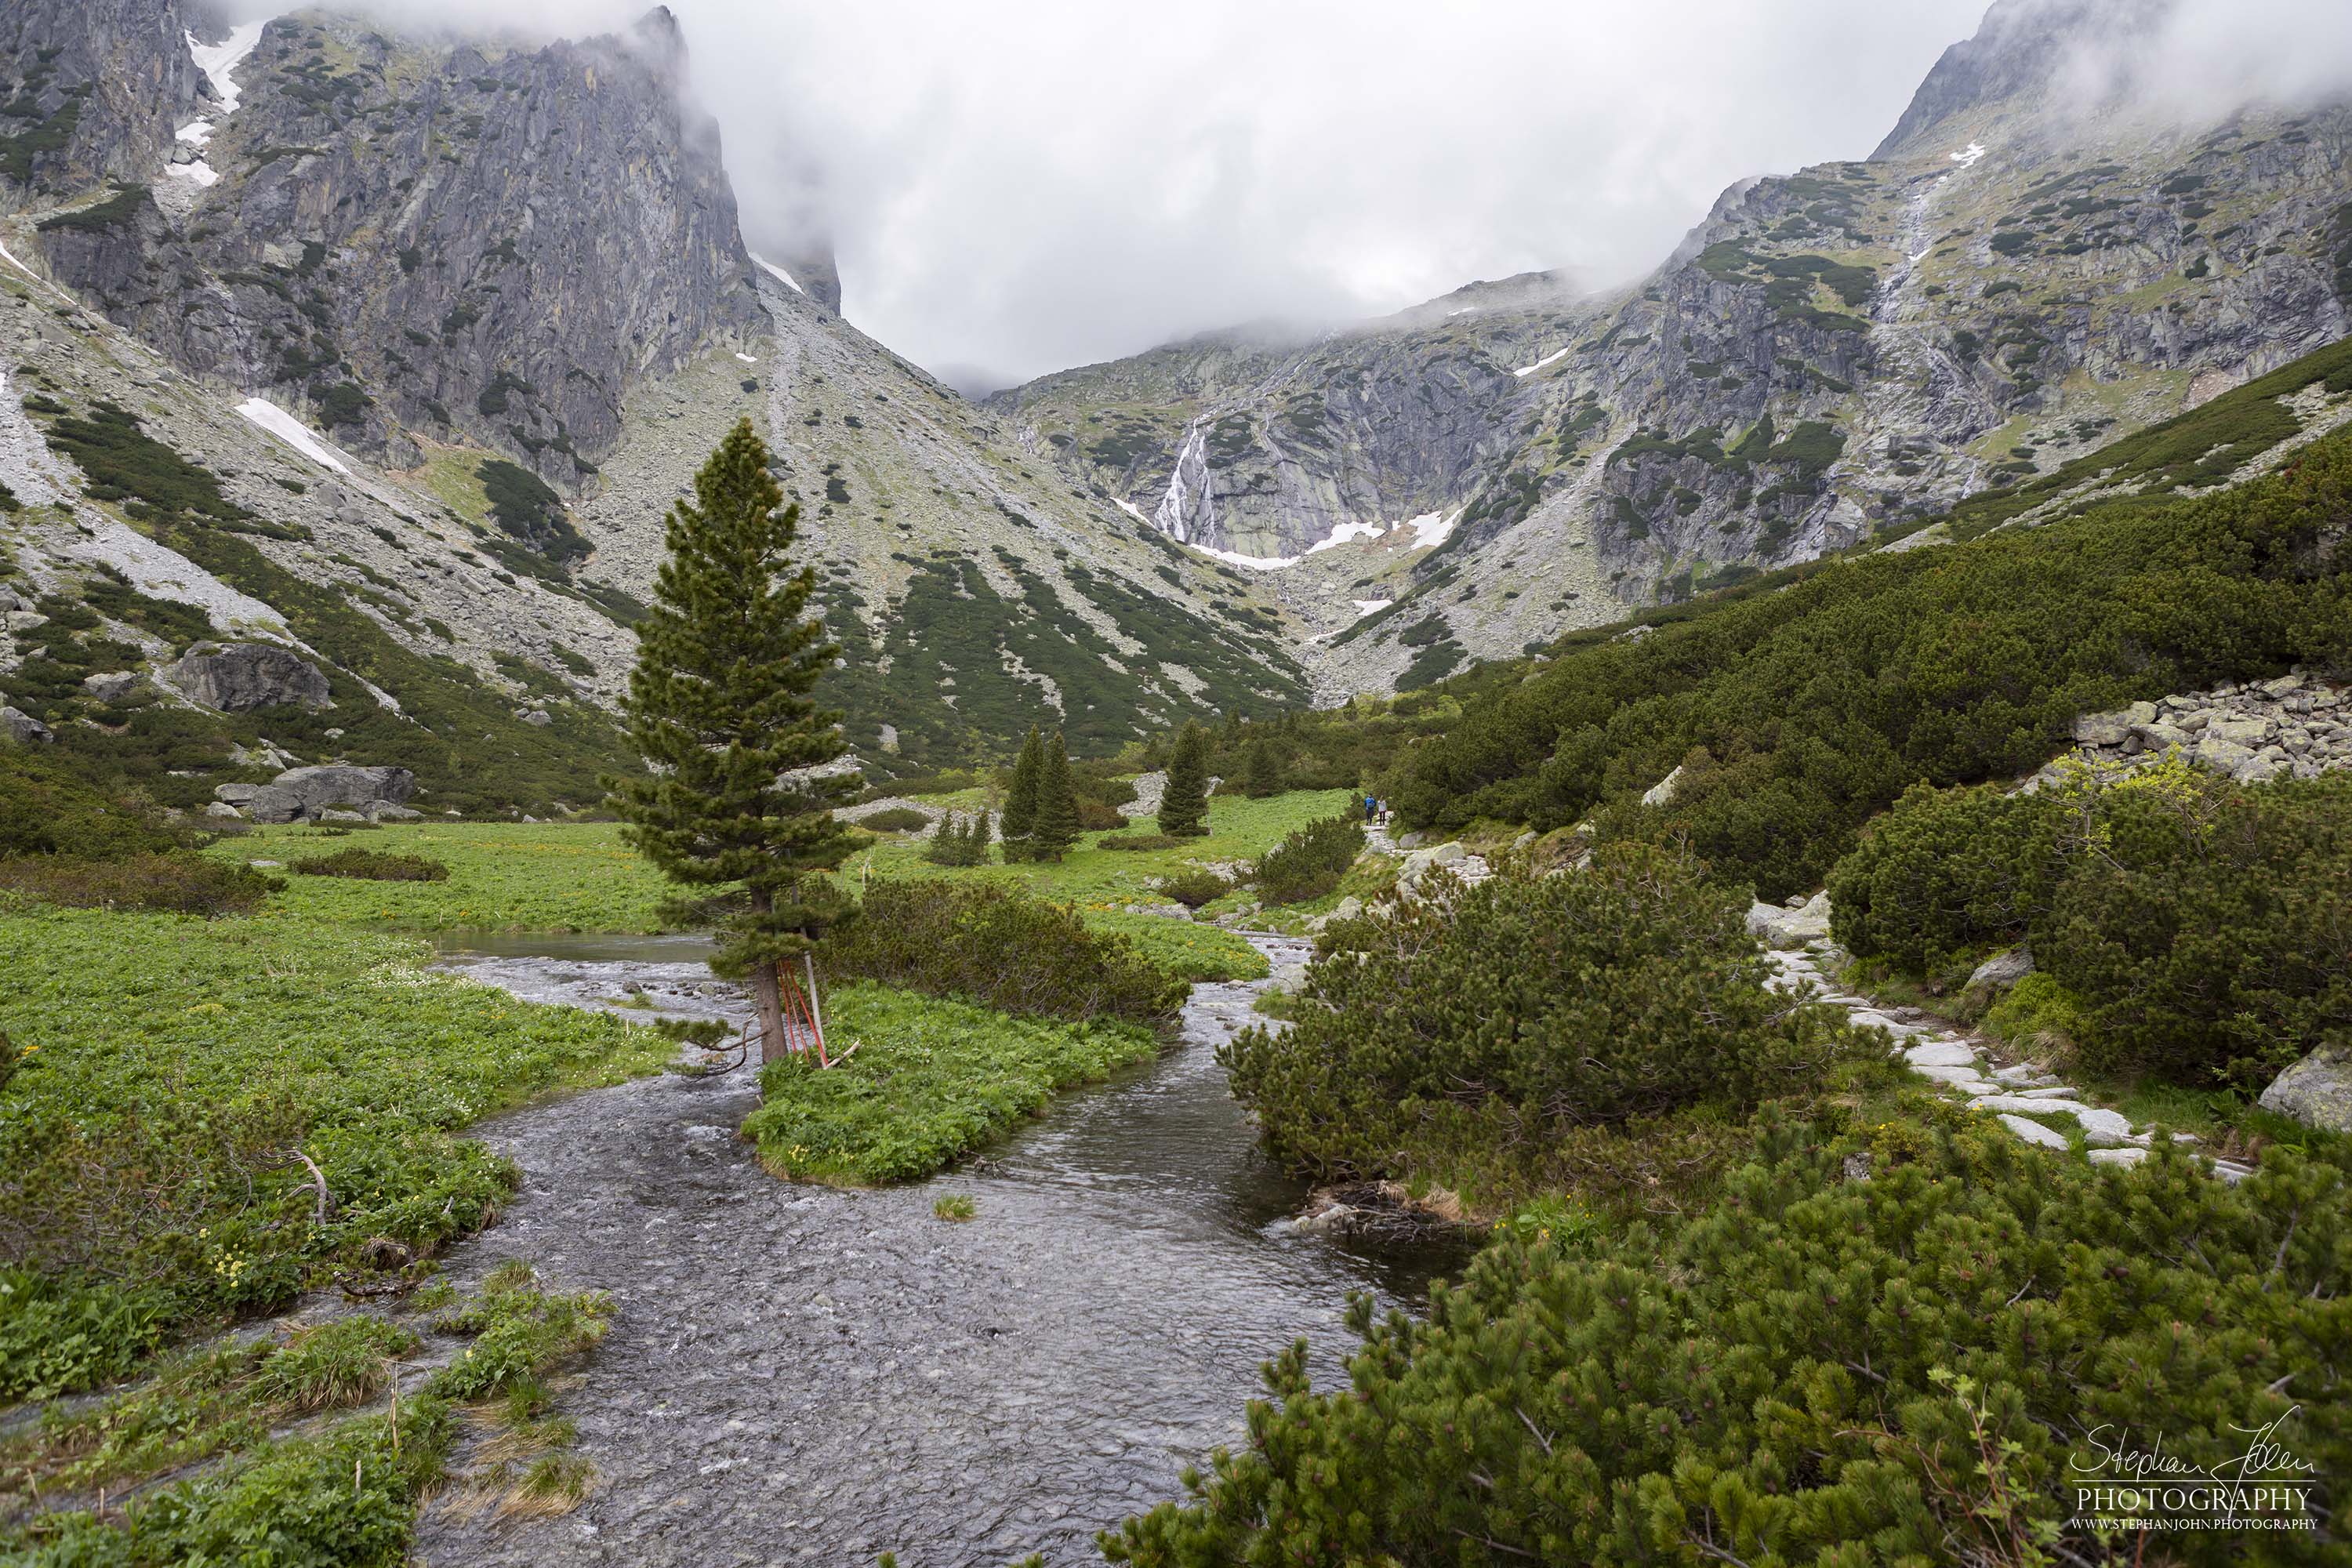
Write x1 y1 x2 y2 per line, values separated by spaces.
749 961 789 1065
746 887 789 1062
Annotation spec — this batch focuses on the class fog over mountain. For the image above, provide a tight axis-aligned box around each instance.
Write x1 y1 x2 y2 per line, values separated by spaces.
204 0 2352 386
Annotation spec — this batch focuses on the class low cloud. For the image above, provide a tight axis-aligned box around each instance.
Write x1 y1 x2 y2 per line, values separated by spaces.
292 1 2352 387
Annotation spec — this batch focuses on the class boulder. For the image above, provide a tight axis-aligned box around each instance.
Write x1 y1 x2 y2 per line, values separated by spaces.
203 800 245 819
517 709 554 727
214 782 307 823
319 808 368 823
1639 764 1685 808
1966 946 2034 994
270 764 417 811
2205 714 2272 746
169 642 331 713
2 706 54 745
2258 1047 2352 1134
2071 713 2130 747
363 802 423 822
1746 889 1831 945
81 670 140 702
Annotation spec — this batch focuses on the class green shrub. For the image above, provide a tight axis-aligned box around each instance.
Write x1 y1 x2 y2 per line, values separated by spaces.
1224 845 1871 1179
1832 764 2352 1087
1102 1124 2350 1566
1097 832 1180 851
425 1272 610 1402
1249 811 1365 904
0 851 281 915
858 806 931 833
823 877 1184 1024
0 750 187 859
1826 780 2062 972
919 810 993 866
1156 869 1228 909
288 847 452 882
0 1269 167 1403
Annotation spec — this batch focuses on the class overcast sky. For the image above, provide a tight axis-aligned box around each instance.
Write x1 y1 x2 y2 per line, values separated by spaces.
321 1 2352 390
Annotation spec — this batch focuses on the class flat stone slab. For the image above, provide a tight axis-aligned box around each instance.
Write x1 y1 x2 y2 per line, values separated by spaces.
1904 1041 1980 1069
1914 1064 1994 1091
1999 1113 2070 1150
2089 1147 2148 1167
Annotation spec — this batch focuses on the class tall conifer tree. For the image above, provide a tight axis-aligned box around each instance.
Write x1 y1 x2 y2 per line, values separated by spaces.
1159 720 1210 838
1033 728 1080 862
609 417 856 1062
999 724 1044 862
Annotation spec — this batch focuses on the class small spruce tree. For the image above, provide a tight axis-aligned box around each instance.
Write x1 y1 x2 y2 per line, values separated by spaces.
922 809 965 866
609 417 857 1063
999 724 1044 862
967 804 995 863
1159 720 1210 838
1243 735 1282 797
1033 728 1080 862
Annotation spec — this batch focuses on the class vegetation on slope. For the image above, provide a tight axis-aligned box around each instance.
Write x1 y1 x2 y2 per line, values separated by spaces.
1387 423 2352 899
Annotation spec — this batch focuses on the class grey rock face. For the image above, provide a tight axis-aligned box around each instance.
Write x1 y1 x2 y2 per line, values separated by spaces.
2259 1048 2352 1134
168 642 332 712
0 0 209 194
42 8 761 485
1747 890 1832 945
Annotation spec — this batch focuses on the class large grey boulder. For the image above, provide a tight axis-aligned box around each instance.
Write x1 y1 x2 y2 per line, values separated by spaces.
169 643 331 713
82 670 140 702
2 706 54 745
213 782 307 823
2259 1048 2352 1134
271 764 417 811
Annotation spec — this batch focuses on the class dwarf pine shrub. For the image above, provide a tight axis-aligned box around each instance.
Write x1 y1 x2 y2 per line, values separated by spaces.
1248 811 1363 905
823 878 1184 1024
1102 1121 2351 1567
1831 764 2352 1085
1224 844 1871 1178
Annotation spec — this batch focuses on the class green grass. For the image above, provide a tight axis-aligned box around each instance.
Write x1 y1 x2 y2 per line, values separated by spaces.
848 786 1352 978
0 903 673 1400
218 822 673 932
743 983 1161 1184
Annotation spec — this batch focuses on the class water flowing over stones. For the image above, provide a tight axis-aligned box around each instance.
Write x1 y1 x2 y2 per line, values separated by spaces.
410 933 1452 1566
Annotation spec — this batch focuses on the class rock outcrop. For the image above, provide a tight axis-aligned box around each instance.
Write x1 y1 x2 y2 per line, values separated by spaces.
2031 672 2351 788
167 642 331 712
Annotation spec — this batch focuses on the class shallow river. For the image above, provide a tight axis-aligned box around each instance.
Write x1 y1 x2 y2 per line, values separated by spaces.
410 933 1456 1566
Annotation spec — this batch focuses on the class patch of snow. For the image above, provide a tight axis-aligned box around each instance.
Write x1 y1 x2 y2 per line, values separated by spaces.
1446 307 1472 317
751 256 805 295
187 22 268 120
235 397 350 474
168 159 221 189
70 520 285 630
1949 141 1987 169
1512 344 1572 378
1305 519 1387 554
1112 497 1151 524
1405 508 1461 549
735 351 757 364
1189 543 1298 570
1351 597 1393 615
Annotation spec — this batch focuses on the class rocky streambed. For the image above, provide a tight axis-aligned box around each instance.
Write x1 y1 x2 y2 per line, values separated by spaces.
409 933 1455 1566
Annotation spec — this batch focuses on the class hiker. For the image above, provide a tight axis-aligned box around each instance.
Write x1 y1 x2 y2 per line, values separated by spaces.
1363 792 1377 824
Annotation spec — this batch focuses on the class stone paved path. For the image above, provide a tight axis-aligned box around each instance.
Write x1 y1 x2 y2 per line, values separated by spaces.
1759 937 2255 1182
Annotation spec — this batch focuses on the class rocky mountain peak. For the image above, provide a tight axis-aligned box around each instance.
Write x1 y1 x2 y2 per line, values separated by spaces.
1872 0 2175 158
